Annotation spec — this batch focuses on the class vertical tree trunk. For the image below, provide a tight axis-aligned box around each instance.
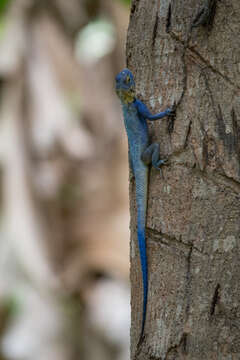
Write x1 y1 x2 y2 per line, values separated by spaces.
127 1 240 359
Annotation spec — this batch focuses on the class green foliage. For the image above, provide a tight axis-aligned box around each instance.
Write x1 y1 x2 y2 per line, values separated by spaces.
0 17 6 38
0 0 11 37
2 295 21 318
117 0 131 7
0 0 11 17
0 295 21 335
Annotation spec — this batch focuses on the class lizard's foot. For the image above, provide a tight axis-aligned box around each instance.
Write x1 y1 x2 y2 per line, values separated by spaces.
153 159 168 178
152 158 168 170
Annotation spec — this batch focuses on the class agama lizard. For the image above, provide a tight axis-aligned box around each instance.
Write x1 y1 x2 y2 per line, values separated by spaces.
115 69 174 344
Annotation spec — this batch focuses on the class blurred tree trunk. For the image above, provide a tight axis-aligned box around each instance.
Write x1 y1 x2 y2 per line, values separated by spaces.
0 1 130 360
127 0 240 359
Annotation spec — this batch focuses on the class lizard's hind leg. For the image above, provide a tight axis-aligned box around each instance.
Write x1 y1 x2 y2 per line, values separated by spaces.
141 143 167 172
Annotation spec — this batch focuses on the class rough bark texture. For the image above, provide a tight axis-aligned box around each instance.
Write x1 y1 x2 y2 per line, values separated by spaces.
127 0 240 359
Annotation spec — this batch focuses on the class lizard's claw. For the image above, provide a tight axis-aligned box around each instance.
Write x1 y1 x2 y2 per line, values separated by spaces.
161 158 169 165
158 158 169 167
152 158 169 178
152 158 168 171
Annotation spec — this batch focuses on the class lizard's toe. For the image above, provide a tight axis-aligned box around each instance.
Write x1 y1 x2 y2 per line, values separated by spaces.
154 159 168 168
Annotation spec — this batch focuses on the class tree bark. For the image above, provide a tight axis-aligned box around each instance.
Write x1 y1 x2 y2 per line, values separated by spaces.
127 0 240 359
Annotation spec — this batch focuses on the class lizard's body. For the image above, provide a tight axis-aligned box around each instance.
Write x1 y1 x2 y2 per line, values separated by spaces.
115 69 173 342
122 99 149 342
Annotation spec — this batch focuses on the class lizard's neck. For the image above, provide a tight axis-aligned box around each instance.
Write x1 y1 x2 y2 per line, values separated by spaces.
123 94 135 104
117 89 135 105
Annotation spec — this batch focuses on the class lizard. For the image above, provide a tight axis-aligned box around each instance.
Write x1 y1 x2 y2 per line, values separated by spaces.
115 68 174 345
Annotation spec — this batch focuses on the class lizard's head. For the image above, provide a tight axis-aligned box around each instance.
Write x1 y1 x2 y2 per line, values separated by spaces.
115 68 135 104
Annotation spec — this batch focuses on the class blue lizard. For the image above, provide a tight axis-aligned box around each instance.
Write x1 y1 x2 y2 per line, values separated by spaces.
115 68 173 344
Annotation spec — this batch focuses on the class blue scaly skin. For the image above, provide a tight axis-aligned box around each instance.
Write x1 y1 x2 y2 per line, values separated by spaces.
115 69 173 344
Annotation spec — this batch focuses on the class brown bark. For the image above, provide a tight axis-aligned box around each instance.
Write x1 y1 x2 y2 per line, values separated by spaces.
127 0 240 359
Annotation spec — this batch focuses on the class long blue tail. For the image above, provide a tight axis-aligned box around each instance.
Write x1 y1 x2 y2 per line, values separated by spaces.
135 168 148 342
137 226 148 340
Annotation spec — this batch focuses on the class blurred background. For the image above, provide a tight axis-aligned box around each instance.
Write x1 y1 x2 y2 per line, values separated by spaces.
0 0 130 359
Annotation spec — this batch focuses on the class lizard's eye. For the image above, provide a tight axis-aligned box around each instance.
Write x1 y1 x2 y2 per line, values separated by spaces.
125 75 130 84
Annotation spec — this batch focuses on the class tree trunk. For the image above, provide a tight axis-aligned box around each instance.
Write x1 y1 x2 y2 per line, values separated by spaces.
127 0 240 359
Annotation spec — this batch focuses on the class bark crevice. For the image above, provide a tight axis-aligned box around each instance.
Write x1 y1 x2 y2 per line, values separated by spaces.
169 30 240 92
147 227 208 257
210 283 220 317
